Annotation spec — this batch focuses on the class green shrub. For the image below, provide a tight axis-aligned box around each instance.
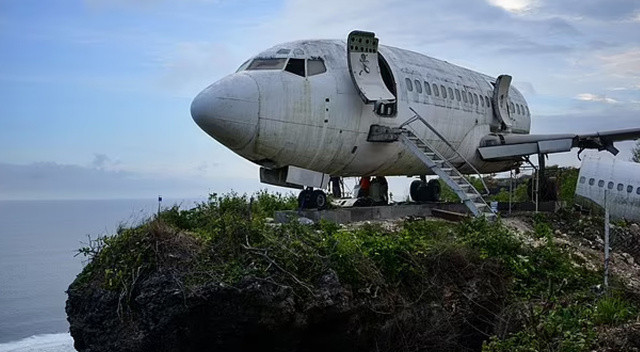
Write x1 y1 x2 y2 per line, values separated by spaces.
593 295 637 325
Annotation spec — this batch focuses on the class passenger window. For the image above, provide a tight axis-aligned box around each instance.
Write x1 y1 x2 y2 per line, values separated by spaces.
516 104 521 114
627 185 633 193
462 91 468 103
433 84 439 97
285 58 305 76
480 95 484 107
608 181 614 189
598 180 604 187
448 87 453 100
424 81 432 95
589 178 595 186
441 85 447 98
510 102 515 113
579 176 585 184
468 92 473 104
617 183 624 191
405 78 413 91
247 58 288 70
486 96 491 107
415 79 422 93
637 187 640 195
526 106 530 115
455 89 461 101
307 59 327 76
473 93 479 105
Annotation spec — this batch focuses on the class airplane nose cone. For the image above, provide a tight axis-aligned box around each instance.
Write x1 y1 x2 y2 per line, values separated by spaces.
191 74 259 150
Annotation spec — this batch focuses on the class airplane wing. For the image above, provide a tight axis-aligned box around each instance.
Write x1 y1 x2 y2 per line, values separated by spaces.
478 128 640 161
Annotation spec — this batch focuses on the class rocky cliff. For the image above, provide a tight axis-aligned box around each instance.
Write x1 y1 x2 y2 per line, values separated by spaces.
66 194 640 351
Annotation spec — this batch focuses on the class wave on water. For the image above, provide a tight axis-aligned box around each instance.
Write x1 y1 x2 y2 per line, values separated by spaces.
0 333 75 352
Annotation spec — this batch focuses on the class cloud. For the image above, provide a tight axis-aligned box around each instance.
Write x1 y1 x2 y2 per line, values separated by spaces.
597 48 640 78
0 161 265 200
486 0 539 14
91 153 122 170
536 0 640 21
575 93 618 104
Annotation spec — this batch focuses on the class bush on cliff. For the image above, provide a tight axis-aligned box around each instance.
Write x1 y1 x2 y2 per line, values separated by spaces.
69 192 638 352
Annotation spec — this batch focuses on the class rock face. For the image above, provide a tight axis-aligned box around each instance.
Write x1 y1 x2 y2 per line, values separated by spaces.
68 271 362 352
67 267 506 352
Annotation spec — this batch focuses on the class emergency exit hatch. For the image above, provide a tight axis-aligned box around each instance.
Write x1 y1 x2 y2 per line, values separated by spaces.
347 31 396 116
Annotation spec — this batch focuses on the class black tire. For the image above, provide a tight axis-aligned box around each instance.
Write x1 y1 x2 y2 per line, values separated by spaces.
427 179 441 201
313 190 327 210
410 180 424 202
298 189 316 209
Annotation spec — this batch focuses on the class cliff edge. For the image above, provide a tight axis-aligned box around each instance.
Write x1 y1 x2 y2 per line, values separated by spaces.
66 193 640 351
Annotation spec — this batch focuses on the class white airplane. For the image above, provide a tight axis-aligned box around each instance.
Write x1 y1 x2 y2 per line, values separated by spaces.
191 30 640 216
576 155 640 222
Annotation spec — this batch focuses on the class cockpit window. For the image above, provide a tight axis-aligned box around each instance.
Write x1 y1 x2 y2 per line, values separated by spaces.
235 59 251 73
285 58 305 76
307 59 327 76
247 58 287 70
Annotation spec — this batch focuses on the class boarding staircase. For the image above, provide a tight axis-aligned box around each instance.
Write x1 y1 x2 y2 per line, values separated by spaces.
399 109 496 219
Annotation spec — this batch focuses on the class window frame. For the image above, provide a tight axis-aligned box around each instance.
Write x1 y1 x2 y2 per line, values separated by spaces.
246 58 288 71
307 58 327 76
424 81 432 95
284 58 306 77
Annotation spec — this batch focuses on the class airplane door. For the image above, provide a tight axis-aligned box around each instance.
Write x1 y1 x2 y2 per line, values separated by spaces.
492 74 513 130
347 31 396 113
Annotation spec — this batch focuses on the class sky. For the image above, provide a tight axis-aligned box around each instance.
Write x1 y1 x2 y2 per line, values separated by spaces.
1 0 639 200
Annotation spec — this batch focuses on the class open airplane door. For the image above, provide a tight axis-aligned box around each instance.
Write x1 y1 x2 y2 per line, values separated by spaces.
347 31 396 111
492 74 513 130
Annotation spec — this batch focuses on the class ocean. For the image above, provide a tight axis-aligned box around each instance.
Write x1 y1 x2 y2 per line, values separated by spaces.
0 198 203 352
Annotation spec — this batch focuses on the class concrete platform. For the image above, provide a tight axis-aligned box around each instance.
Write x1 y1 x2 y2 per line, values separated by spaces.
274 201 562 224
275 203 466 224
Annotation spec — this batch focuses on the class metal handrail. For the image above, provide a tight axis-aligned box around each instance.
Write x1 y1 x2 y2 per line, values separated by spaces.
400 107 490 195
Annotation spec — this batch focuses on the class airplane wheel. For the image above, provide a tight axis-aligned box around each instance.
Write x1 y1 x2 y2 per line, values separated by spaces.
312 190 327 210
409 180 429 202
298 189 316 209
409 180 423 202
427 179 441 201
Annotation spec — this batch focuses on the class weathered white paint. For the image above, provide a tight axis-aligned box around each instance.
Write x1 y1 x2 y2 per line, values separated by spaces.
576 155 640 222
190 34 639 187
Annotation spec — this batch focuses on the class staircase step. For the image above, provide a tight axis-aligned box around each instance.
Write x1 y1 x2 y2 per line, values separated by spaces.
400 116 494 220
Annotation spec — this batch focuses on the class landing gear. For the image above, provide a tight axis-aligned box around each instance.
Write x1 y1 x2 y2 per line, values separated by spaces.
298 187 328 210
410 178 441 202
313 190 327 209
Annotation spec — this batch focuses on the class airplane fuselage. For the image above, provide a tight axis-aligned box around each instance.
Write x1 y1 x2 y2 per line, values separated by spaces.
191 39 531 180
576 155 640 221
